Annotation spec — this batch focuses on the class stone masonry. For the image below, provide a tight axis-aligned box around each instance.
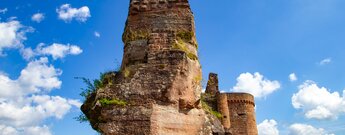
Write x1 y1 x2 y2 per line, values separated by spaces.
204 73 258 135
81 0 258 135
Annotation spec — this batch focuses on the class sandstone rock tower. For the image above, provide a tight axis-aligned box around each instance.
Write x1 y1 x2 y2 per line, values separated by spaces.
82 0 208 134
81 0 258 135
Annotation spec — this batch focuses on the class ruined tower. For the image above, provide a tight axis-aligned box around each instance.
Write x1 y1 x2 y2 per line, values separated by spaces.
81 0 258 134
227 93 258 135
205 73 258 135
81 0 218 134
205 73 219 95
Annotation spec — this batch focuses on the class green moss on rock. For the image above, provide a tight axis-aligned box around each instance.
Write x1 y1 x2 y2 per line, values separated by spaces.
176 31 198 48
172 39 198 61
99 98 128 106
122 29 149 44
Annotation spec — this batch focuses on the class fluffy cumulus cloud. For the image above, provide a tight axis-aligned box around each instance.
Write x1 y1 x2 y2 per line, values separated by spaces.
31 13 45 23
56 4 91 22
0 57 81 134
257 119 279 135
232 72 281 98
319 58 332 65
289 123 334 135
22 43 83 60
292 80 345 120
289 73 298 82
0 58 61 98
0 20 32 55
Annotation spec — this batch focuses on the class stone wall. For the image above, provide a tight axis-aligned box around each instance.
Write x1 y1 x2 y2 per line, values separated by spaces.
217 94 231 130
227 93 258 135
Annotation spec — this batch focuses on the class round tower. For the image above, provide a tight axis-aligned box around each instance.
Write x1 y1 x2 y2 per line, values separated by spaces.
217 94 231 130
227 93 258 135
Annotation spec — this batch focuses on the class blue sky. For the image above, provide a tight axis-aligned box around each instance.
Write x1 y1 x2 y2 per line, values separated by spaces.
0 0 345 135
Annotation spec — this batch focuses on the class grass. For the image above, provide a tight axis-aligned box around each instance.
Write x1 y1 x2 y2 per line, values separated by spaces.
201 100 222 119
99 98 128 106
74 71 117 124
75 71 117 99
200 94 222 119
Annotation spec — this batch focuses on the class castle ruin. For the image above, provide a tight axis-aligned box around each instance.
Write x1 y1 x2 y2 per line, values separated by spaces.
81 0 258 134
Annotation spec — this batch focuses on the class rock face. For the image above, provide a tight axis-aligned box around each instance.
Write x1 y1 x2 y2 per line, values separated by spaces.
81 0 258 135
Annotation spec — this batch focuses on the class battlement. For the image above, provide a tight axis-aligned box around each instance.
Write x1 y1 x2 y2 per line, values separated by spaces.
225 92 257 135
129 0 190 15
225 93 255 106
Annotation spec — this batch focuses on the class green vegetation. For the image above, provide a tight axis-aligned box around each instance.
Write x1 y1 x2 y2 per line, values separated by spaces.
187 52 198 61
176 31 198 48
201 94 222 119
193 74 202 84
99 98 128 106
177 31 193 41
172 39 198 61
122 29 149 44
201 100 222 119
74 71 117 124
74 113 89 123
75 71 116 99
122 67 131 78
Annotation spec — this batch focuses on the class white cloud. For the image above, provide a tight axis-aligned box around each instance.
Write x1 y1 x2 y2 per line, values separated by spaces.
0 20 32 55
56 4 91 22
0 124 52 135
18 58 62 93
289 73 298 82
94 31 100 38
0 8 8 14
258 119 279 135
0 58 61 98
0 57 81 134
22 43 83 60
24 125 51 135
31 13 45 23
0 125 18 135
292 80 345 120
232 72 281 98
289 123 334 135
319 58 332 65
